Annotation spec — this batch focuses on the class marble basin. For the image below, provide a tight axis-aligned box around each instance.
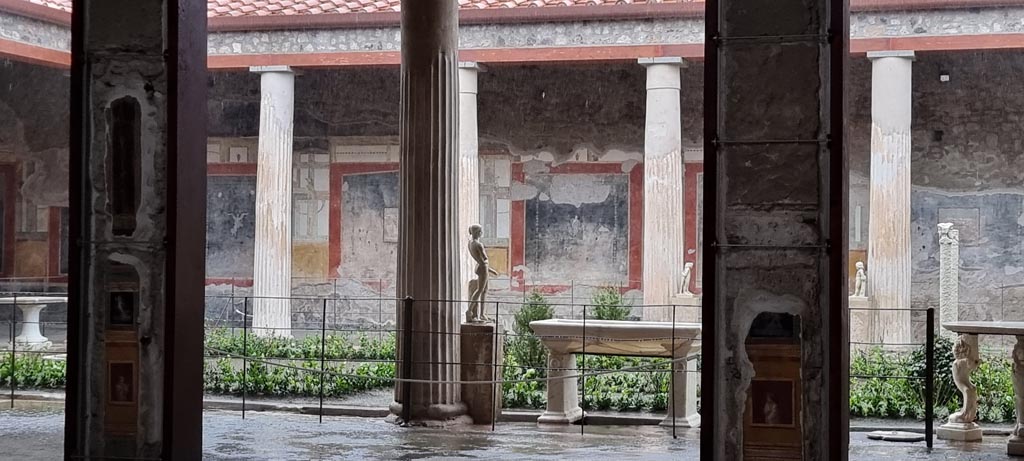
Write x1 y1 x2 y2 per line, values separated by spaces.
0 296 67 350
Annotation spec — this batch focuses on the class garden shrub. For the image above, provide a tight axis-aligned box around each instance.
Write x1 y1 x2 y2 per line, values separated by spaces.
505 291 554 375
590 286 632 321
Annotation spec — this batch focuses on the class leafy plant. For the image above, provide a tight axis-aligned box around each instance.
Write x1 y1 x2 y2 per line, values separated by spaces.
589 286 631 321
505 291 554 375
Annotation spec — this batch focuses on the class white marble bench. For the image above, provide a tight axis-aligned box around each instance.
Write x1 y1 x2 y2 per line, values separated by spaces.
941 321 1024 456
529 318 701 427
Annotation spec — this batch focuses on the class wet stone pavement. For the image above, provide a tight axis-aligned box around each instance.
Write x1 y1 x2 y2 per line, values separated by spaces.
0 404 1020 460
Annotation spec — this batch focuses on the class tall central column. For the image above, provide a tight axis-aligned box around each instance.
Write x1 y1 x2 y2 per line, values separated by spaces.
866 51 914 345
391 0 468 423
458 62 481 312
639 57 685 317
251 66 295 338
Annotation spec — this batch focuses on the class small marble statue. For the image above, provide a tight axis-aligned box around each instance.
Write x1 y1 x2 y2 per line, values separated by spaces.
763 392 780 425
853 261 867 297
467 224 498 323
949 334 981 424
680 262 694 296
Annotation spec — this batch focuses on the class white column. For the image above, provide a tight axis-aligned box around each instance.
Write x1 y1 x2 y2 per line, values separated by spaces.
250 66 295 338
866 51 914 345
639 57 685 320
458 62 481 314
938 223 960 339
390 0 468 424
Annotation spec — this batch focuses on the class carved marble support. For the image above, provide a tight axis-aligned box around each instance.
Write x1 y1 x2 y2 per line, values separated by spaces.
538 341 584 424
1010 336 1024 455
639 57 685 319
937 333 982 441
660 341 700 428
251 66 295 338
938 223 960 339
458 62 481 312
389 0 468 424
866 51 915 345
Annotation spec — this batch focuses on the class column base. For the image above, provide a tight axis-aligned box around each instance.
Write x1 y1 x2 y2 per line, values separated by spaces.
936 422 982 441
537 407 584 424
660 412 700 428
388 401 472 427
1008 437 1024 456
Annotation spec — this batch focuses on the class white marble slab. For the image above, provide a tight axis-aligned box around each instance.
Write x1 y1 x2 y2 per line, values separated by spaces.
943 321 1024 336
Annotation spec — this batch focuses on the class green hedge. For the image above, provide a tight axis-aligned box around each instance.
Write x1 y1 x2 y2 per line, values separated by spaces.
849 336 1015 422
3 325 1020 422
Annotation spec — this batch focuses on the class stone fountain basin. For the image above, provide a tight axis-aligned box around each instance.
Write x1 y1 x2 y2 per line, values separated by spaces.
529 319 701 356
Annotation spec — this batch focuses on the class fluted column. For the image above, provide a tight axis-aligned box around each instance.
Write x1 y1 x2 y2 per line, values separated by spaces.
938 223 960 339
866 51 914 345
390 0 468 424
639 57 685 319
458 62 481 313
251 66 294 338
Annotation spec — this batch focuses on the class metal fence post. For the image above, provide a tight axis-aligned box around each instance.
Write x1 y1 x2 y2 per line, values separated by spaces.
581 303 586 435
671 303 677 439
241 296 249 420
491 301 500 432
10 293 17 408
926 307 935 449
9 295 15 408
319 298 328 423
401 296 414 424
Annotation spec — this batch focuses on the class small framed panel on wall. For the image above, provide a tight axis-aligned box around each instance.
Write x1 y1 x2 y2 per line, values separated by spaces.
107 361 136 406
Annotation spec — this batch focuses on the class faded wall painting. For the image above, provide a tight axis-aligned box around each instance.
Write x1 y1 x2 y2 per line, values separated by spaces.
340 172 399 281
206 176 256 278
523 173 629 284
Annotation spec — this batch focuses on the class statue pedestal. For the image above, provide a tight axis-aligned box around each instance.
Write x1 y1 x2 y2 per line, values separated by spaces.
849 296 871 346
460 322 503 425
642 294 699 323
936 422 982 441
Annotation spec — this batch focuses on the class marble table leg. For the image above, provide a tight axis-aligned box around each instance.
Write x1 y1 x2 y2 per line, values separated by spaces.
937 333 982 441
660 341 700 428
1008 336 1024 455
13 304 50 350
537 344 583 424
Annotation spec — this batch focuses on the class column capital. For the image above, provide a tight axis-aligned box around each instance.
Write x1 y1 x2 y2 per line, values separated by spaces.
250 65 295 74
867 50 915 61
638 56 687 68
458 61 485 72
458 62 482 95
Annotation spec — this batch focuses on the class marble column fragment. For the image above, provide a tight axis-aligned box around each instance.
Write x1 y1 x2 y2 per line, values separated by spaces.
390 0 469 424
639 57 685 319
938 223 960 339
458 62 481 312
250 66 295 338
866 51 915 345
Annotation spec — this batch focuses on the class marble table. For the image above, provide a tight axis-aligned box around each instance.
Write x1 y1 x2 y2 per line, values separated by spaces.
1 296 67 350
941 321 1024 456
529 318 701 427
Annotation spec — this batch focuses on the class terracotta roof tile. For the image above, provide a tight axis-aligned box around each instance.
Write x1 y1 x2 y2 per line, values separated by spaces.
19 0 703 18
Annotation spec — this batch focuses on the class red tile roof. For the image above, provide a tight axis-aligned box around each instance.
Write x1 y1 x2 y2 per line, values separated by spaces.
24 0 700 17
